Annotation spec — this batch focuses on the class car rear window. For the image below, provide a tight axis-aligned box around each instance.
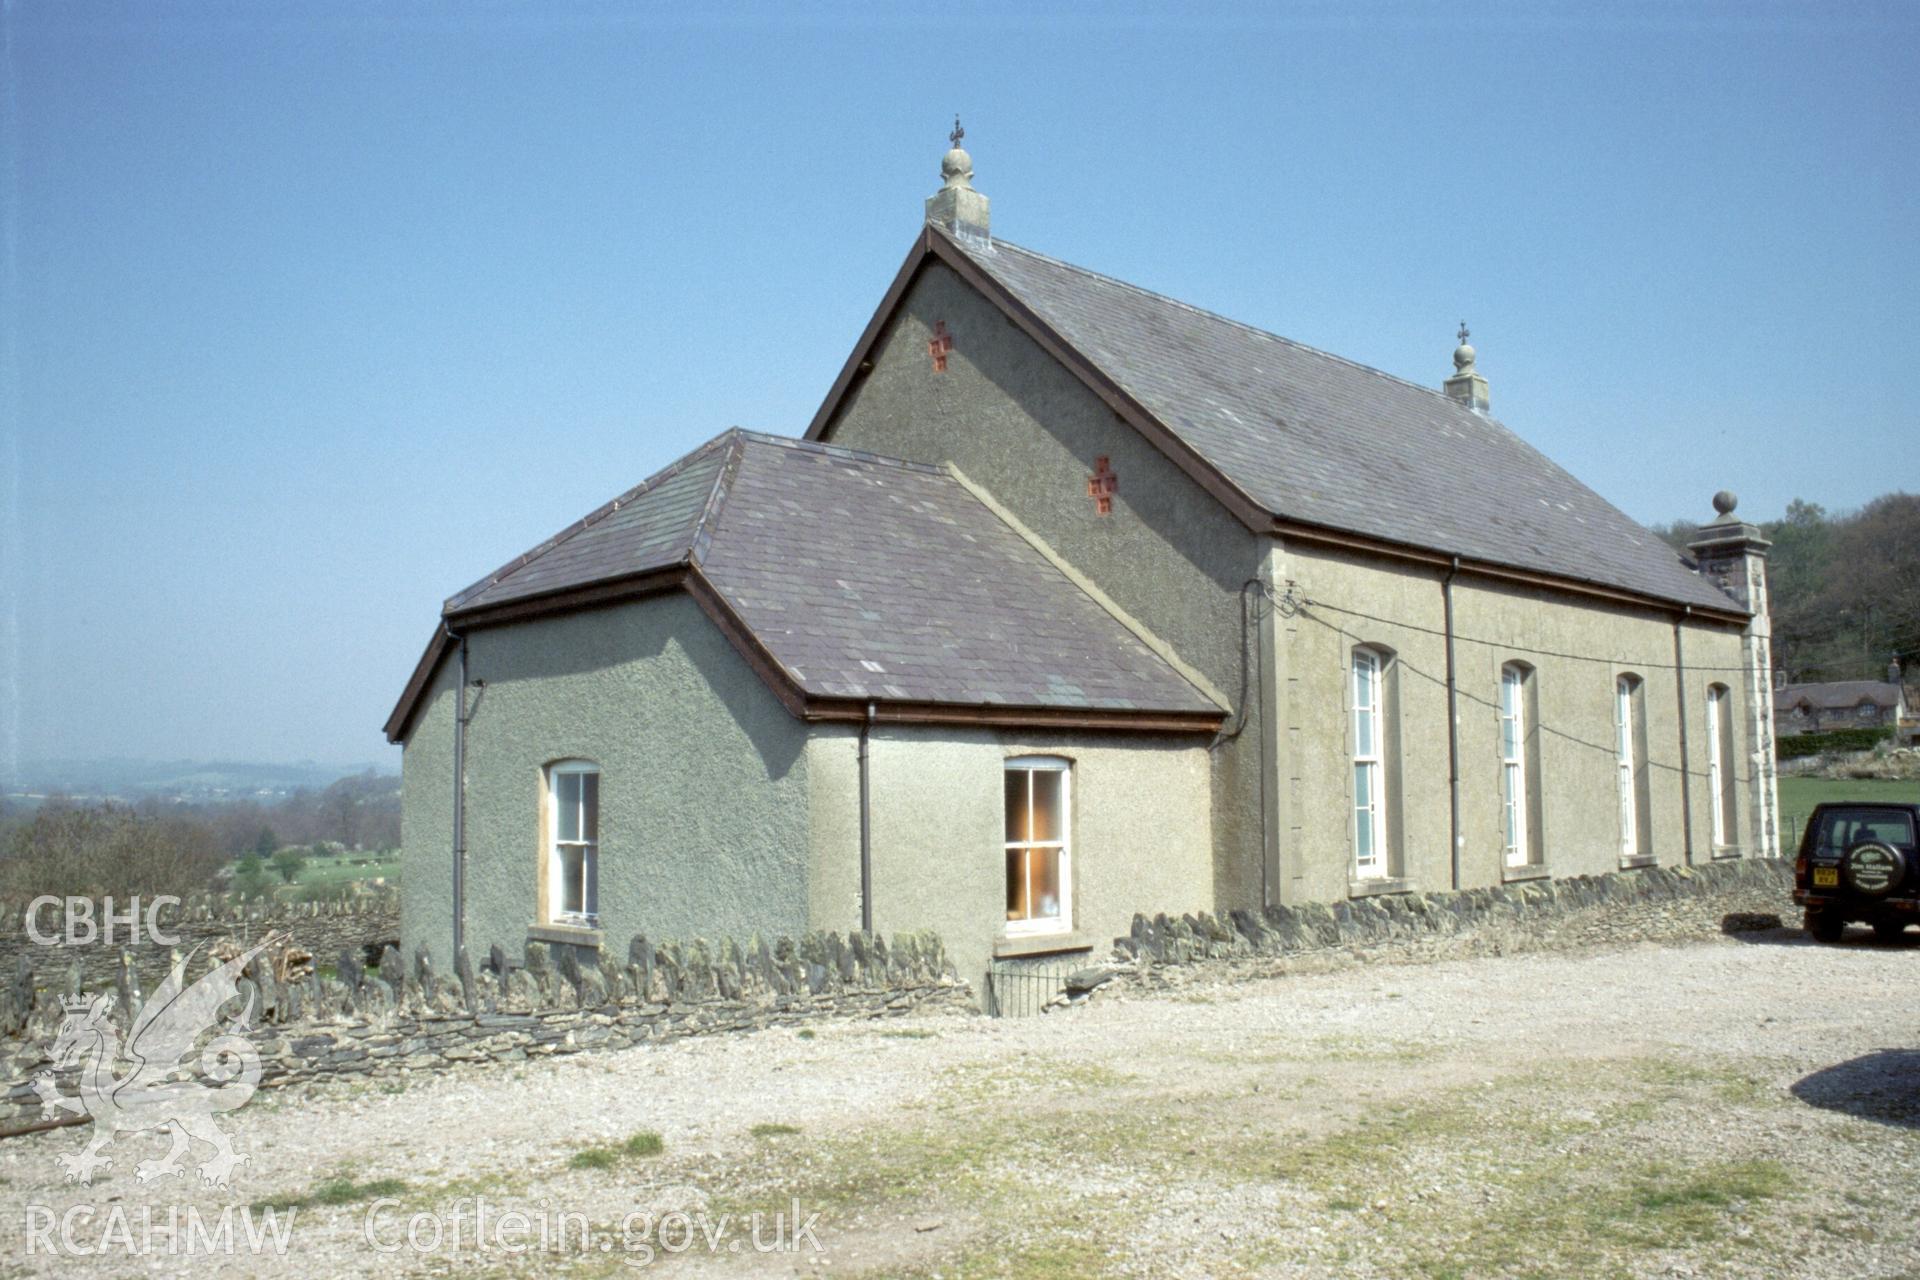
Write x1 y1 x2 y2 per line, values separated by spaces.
1810 808 1917 855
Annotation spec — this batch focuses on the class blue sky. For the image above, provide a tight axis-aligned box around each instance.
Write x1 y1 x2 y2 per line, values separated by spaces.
2 0 1914 770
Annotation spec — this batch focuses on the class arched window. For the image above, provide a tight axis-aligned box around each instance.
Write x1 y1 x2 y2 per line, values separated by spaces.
1352 648 1386 877
1500 662 1541 868
1706 685 1736 849
544 760 600 927
1349 645 1404 881
1615 675 1651 861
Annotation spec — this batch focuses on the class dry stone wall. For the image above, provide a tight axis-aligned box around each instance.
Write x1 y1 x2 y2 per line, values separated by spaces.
0 927 970 1127
1112 859 1794 967
0 892 400 995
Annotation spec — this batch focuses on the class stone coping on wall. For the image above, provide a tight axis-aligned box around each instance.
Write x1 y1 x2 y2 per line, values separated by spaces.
1111 858 1793 971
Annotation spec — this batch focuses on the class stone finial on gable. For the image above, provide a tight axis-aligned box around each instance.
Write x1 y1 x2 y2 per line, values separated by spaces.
1442 321 1489 413
1686 489 1772 609
925 115 990 240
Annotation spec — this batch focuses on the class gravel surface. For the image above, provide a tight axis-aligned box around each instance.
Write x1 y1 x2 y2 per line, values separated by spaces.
2 898 1916 1279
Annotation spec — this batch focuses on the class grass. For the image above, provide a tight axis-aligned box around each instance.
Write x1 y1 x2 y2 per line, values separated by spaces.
749 1122 802 1138
275 851 402 894
1778 776 1918 846
568 1130 665 1169
251 1175 409 1213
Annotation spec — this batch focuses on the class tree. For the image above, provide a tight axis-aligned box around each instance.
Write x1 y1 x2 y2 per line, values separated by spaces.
1661 490 1920 684
269 847 308 885
1 803 224 900
233 853 271 898
253 826 279 858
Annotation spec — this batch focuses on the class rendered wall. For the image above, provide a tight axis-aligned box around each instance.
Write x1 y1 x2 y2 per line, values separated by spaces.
1270 539 1756 903
399 593 813 968
817 254 1763 914
820 259 1267 909
806 724 1215 993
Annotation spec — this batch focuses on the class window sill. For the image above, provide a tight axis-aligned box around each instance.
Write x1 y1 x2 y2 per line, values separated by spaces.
1710 847 1745 861
1618 853 1660 871
527 922 605 948
994 931 1094 960
1501 863 1552 884
1348 876 1417 899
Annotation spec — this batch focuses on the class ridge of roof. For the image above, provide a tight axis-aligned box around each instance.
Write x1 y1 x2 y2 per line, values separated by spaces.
917 226 1740 618
1779 679 1903 702
445 429 966 619
443 429 741 614
953 230 1473 415
727 428 951 476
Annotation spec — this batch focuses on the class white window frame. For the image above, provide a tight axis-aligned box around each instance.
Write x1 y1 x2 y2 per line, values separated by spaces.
1500 664 1529 867
1706 686 1730 848
1352 649 1386 878
1003 756 1072 937
1615 676 1639 859
545 760 600 927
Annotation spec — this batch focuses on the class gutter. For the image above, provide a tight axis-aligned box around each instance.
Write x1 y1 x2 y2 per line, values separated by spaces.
1443 557 1463 891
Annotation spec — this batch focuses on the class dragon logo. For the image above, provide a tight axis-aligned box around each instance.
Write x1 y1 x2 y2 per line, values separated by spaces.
34 935 281 1187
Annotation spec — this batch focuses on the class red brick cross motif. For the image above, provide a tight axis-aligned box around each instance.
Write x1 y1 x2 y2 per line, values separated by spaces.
927 320 953 373
1086 455 1118 516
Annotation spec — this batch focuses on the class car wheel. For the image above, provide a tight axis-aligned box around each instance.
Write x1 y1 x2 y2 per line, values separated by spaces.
1871 918 1910 943
1805 909 1846 944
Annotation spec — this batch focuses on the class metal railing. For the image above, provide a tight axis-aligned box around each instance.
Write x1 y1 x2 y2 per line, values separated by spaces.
984 957 1079 1018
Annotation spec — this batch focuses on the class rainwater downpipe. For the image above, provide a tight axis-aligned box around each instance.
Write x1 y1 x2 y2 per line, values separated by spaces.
451 630 469 961
858 701 876 935
1443 557 1463 891
1673 607 1695 867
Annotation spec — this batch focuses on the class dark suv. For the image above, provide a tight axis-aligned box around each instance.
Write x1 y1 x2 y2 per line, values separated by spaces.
1793 801 1920 943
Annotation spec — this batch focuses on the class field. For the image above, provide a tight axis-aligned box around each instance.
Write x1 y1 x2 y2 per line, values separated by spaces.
239 849 400 900
290 850 400 889
1777 776 1918 849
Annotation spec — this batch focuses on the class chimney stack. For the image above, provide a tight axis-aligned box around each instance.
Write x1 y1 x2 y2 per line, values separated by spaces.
925 116 989 241
1443 322 1489 413
1891 658 1904 686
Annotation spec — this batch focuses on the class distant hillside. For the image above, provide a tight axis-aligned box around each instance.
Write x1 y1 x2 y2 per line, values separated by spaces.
5 757 396 802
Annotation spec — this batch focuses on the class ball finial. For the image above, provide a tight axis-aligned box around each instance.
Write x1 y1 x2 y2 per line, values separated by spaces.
1452 321 1475 373
1712 490 1738 517
939 115 974 190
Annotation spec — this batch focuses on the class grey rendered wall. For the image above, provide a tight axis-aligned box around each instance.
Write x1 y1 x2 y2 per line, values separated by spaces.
400 662 458 967
399 592 813 968
820 259 1267 910
1271 539 1757 903
813 253 1761 916
804 724 1214 994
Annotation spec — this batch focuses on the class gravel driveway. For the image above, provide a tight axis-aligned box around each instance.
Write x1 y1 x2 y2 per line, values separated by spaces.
2 909 1916 1279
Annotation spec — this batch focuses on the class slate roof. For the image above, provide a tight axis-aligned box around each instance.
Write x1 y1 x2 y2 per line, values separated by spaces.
935 228 1738 614
444 430 1220 717
1777 680 1904 711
